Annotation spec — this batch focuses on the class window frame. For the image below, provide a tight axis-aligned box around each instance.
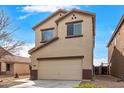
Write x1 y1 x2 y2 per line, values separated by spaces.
66 20 83 38
41 28 54 43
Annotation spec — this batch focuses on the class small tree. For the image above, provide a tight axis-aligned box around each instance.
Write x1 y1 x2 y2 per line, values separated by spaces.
0 9 25 59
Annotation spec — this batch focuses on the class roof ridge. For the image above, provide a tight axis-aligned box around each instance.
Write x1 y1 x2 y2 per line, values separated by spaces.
13 55 29 58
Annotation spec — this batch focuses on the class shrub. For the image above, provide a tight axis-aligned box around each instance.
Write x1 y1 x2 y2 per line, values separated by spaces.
73 83 105 88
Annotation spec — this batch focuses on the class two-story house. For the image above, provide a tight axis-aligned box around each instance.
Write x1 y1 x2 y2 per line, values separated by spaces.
107 15 124 78
29 9 96 80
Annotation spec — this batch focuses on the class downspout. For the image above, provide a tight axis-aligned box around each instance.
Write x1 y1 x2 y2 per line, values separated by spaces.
56 23 58 37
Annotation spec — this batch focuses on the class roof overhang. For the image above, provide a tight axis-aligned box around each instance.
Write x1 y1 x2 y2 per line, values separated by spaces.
107 15 124 47
28 37 59 54
37 55 84 60
32 9 67 30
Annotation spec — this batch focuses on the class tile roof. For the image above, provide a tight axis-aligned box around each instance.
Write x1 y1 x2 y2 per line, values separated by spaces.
0 55 31 64
29 37 59 54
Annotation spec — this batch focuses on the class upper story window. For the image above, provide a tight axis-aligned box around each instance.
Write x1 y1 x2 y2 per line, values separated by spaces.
67 21 82 37
41 28 54 42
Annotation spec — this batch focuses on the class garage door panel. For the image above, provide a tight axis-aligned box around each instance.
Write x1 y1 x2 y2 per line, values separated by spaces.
38 58 82 80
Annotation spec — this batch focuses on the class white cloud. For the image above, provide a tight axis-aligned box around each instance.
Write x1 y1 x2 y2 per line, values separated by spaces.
111 31 114 34
107 27 114 35
21 5 80 13
84 5 89 8
18 14 31 20
14 43 34 57
16 7 20 10
94 57 107 66
17 5 80 20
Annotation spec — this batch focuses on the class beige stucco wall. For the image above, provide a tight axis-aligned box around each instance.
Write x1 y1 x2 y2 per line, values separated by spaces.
57 13 93 69
1 62 6 72
108 22 124 77
13 63 30 75
116 23 124 53
0 62 14 75
108 23 124 63
31 12 94 72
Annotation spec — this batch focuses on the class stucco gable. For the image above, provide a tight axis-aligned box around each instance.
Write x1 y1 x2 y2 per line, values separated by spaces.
56 9 95 23
56 9 96 36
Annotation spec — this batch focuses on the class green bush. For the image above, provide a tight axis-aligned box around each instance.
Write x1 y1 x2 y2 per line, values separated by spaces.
73 83 105 88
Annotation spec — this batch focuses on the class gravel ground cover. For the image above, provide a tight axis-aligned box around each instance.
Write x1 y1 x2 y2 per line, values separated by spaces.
0 75 29 88
80 75 124 88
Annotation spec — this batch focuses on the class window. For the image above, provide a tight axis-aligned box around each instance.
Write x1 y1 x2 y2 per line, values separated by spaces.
42 29 54 42
67 22 82 36
6 64 10 71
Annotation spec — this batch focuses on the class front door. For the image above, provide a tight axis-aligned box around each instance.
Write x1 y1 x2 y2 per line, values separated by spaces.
6 63 14 75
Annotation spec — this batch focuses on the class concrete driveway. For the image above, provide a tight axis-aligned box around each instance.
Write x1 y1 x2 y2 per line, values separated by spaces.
10 79 81 88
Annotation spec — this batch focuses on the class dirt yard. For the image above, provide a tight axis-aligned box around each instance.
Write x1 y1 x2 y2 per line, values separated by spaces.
1 75 124 88
0 75 29 88
81 75 124 88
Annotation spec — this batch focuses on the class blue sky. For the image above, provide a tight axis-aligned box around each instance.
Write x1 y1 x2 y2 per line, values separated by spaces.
0 5 124 65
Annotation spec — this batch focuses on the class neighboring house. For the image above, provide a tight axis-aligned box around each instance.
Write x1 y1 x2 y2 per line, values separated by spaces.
29 9 96 80
107 15 124 78
0 47 31 75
